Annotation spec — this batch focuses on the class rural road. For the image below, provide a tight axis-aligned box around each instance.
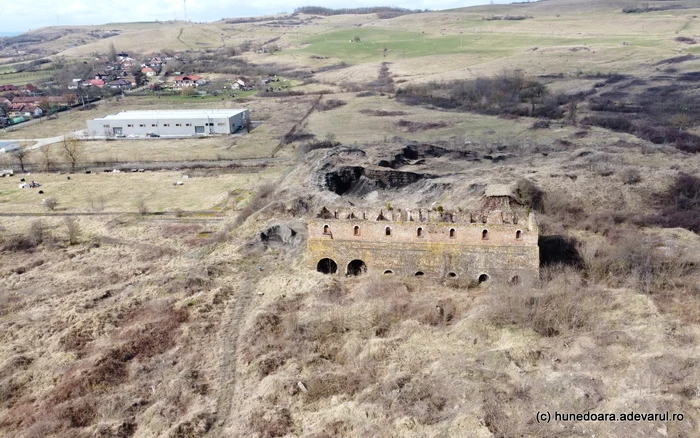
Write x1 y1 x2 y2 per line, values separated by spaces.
7 135 66 150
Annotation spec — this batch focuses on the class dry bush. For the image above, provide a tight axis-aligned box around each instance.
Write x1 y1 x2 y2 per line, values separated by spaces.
134 198 149 215
675 36 697 45
55 396 97 428
314 98 346 111
620 167 642 185
358 108 408 117
301 370 369 401
171 412 216 437
44 197 59 211
64 217 80 245
485 272 606 337
643 173 700 233
581 230 696 293
235 183 276 226
298 139 340 155
514 178 545 213
28 219 46 245
1 233 37 252
396 119 449 133
248 407 293 438
160 224 202 239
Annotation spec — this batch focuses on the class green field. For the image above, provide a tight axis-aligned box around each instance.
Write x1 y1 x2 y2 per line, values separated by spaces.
0 70 52 85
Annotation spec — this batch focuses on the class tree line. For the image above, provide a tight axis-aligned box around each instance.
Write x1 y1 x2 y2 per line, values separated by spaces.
293 6 426 16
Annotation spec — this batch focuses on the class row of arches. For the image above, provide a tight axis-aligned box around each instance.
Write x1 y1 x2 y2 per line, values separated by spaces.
323 225 523 240
316 258 521 285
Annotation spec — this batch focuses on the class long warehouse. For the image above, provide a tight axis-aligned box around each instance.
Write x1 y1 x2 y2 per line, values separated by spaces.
86 109 250 137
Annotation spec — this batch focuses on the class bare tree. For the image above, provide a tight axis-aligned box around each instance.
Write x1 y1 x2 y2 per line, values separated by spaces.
39 144 54 172
61 137 83 173
109 42 118 62
134 198 149 215
11 149 28 172
38 99 51 119
64 217 80 245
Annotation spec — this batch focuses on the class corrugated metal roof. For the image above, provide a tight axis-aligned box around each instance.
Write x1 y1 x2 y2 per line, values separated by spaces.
93 109 248 121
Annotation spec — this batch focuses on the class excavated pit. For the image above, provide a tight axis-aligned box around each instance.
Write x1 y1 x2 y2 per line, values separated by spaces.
323 166 434 196
377 144 479 169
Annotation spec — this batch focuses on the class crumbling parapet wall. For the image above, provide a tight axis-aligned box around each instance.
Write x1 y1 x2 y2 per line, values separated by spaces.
307 207 540 284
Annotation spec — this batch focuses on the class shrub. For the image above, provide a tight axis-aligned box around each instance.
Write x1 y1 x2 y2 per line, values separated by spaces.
134 199 149 215
298 139 340 155
675 36 697 45
234 183 276 226
485 276 603 337
515 178 545 213
64 217 80 245
358 108 408 116
43 198 58 211
620 167 642 185
248 407 293 437
28 220 46 246
315 98 346 111
644 173 700 233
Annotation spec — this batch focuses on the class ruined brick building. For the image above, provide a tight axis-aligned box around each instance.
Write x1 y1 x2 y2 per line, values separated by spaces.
307 201 540 285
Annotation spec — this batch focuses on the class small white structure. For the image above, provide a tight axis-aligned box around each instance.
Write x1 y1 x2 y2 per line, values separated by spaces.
87 109 250 137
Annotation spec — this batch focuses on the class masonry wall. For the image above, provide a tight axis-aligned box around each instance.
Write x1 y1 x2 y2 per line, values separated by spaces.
307 215 540 284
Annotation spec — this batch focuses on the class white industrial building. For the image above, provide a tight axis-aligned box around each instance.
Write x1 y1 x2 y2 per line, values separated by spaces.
86 109 250 137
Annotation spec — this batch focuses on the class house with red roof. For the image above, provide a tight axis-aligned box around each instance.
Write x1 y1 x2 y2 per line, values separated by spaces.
87 79 105 88
173 74 205 88
141 67 156 77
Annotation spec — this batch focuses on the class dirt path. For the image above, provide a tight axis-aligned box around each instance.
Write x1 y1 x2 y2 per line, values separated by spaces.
211 270 261 435
271 95 322 158
176 27 194 50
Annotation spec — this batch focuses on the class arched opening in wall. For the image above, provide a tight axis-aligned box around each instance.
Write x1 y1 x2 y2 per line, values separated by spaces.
516 230 522 240
384 270 394 275
417 227 423 237
353 225 360 236
385 226 391 236
347 259 367 276
478 273 490 284
316 258 338 274
447 272 457 278
449 228 456 238
482 229 489 240
415 271 425 277
509 275 521 286
323 224 330 234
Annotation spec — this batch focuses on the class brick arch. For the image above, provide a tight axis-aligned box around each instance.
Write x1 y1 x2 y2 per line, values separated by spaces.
347 259 367 276
316 258 337 274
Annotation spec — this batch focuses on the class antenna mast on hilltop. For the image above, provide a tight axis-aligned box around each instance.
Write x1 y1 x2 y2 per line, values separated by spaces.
183 0 187 22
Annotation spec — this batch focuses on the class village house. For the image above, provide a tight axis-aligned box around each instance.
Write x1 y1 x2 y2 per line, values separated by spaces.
141 67 156 77
9 103 42 118
12 96 73 107
232 76 253 90
86 79 106 88
0 85 18 93
108 79 132 90
173 75 205 88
